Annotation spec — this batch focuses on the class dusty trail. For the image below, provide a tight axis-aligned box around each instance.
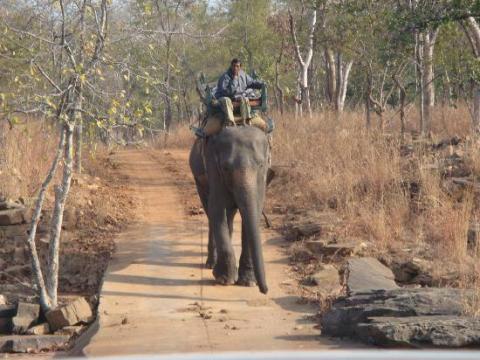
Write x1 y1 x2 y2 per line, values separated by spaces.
78 148 352 356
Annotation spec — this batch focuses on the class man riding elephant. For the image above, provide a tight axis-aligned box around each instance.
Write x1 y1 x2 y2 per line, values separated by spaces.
195 58 265 137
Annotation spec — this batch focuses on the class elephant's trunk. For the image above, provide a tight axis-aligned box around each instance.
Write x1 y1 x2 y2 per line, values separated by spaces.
236 179 268 294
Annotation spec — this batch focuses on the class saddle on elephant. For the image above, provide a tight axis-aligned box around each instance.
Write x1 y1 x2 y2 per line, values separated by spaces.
192 72 274 138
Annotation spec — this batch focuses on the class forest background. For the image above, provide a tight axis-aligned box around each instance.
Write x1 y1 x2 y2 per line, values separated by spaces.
2 0 480 314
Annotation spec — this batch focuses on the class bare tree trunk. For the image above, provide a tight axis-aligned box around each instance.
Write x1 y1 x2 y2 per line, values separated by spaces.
46 122 74 308
289 7 316 118
462 17 480 131
274 40 285 115
26 126 66 313
325 48 336 108
419 29 439 136
336 57 353 112
393 74 407 141
74 91 83 173
365 76 372 129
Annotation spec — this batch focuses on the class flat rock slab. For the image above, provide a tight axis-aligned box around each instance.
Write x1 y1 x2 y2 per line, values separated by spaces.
357 316 480 347
46 297 92 331
0 335 69 353
321 288 480 348
346 257 399 295
12 302 40 334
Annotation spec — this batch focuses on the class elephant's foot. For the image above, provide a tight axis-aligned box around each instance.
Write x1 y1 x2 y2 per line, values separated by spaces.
213 261 237 286
236 269 256 287
205 256 216 269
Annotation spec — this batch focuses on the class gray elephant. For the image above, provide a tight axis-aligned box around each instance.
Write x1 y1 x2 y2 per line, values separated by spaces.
189 126 270 294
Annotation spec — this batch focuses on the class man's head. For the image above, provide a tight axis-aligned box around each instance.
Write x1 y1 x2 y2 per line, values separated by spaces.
230 58 241 76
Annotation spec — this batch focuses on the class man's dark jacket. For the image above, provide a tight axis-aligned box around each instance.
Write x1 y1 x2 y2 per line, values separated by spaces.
215 69 263 99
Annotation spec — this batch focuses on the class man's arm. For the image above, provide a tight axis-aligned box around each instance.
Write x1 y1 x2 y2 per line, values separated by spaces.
216 73 234 98
246 73 264 89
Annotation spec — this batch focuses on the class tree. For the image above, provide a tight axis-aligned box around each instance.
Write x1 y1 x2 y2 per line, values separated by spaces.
289 3 317 118
2 0 109 312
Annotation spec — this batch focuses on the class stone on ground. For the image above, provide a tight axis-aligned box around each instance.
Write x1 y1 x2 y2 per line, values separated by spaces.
54 325 83 336
345 257 399 295
46 297 92 331
0 209 25 226
310 265 342 298
0 335 69 353
12 302 40 334
26 323 50 335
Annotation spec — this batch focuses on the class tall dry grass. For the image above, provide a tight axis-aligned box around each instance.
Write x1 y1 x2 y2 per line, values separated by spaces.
268 105 480 314
0 120 59 203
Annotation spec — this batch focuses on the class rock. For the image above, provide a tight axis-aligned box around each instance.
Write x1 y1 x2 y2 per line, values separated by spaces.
0 200 23 211
0 224 29 238
345 257 399 295
357 316 480 347
306 241 358 259
0 334 69 353
54 325 83 337
11 302 40 334
0 317 11 334
305 240 327 254
62 209 77 230
468 223 480 252
0 304 16 318
392 258 433 285
46 297 93 331
0 296 7 306
188 206 204 216
0 209 25 226
310 265 342 298
26 322 50 335
288 222 322 241
321 288 472 341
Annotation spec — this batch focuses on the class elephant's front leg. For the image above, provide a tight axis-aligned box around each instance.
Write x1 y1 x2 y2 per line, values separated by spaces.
209 196 238 285
237 221 256 287
205 226 217 269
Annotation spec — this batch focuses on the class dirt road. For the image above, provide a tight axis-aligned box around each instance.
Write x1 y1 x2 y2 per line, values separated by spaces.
77 148 353 356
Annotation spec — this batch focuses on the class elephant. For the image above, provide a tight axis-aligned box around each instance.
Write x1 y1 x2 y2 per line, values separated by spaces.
189 125 270 294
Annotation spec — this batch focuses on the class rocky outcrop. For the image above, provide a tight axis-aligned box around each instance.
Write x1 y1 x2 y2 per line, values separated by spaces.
321 277 480 347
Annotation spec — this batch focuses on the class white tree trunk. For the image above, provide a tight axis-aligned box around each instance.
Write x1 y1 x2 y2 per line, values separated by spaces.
74 92 83 173
463 17 480 131
46 122 74 308
420 29 439 135
26 127 66 313
336 57 353 112
289 8 316 118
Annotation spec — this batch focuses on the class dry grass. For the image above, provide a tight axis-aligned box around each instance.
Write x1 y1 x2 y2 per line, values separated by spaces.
0 119 59 202
267 106 480 315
